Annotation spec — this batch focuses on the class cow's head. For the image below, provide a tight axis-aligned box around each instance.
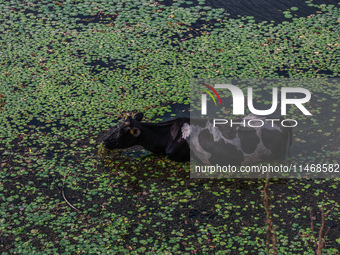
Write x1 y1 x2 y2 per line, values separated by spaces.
102 113 144 150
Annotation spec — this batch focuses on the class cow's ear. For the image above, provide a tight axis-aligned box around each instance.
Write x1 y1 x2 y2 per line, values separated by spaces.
134 112 143 122
130 127 141 137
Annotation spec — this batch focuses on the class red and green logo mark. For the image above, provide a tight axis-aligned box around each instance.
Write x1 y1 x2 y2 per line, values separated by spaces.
202 83 222 106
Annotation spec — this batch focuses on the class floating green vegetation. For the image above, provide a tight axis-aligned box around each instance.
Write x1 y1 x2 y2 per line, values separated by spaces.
0 92 5 112
0 0 339 253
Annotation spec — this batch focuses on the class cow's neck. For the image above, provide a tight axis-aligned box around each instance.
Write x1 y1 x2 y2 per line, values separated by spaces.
136 122 173 154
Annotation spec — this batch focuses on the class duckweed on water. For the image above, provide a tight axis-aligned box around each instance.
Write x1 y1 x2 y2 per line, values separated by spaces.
0 0 339 253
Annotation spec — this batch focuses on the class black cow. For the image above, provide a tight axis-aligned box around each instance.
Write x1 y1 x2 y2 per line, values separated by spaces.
102 113 292 165
102 113 190 162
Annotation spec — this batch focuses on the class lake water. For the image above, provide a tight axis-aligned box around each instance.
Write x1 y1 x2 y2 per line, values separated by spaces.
162 0 339 22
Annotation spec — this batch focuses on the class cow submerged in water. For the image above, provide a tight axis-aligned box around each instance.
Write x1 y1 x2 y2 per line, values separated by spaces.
102 113 292 165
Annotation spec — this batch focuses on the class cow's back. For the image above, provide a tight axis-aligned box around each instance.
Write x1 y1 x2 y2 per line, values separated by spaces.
188 115 292 165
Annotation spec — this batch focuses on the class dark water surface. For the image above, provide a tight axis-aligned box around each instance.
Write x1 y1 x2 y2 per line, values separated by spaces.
162 0 339 22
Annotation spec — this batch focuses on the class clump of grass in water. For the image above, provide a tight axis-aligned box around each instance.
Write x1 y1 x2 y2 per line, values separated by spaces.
97 143 113 156
97 143 131 172
98 143 125 161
